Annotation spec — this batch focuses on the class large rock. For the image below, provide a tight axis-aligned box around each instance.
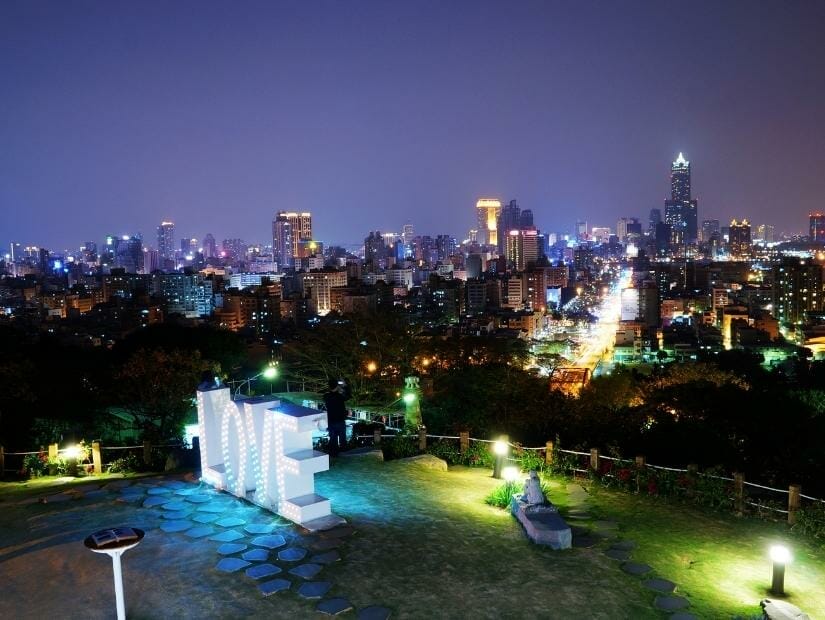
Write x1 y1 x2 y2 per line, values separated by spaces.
761 599 810 620
511 495 572 550
339 448 384 461
395 454 448 471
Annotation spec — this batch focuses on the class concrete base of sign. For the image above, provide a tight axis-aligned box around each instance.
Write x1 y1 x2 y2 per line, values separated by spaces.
511 495 572 550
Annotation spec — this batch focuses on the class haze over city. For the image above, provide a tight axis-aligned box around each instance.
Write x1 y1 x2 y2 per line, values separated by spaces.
3 0 825 250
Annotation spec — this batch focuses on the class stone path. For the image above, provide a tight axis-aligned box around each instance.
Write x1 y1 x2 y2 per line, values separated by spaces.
39 474 391 617
563 482 695 620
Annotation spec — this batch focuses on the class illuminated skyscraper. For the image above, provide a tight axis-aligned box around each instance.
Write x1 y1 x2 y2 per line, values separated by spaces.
728 219 751 258
157 221 175 261
664 153 698 245
272 211 312 269
810 212 825 242
475 199 502 247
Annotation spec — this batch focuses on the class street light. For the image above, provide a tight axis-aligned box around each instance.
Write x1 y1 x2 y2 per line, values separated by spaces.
234 362 279 397
492 437 509 479
769 545 791 596
366 361 378 373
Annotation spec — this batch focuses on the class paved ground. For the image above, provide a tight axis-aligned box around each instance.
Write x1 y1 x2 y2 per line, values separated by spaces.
0 458 662 618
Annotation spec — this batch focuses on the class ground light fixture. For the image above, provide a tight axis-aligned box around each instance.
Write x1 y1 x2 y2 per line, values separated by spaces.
769 544 792 595
502 466 519 482
492 438 509 479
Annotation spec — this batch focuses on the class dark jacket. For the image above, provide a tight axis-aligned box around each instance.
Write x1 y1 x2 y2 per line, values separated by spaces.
323 384 351 425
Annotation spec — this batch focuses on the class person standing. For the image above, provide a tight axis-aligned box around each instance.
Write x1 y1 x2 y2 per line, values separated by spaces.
323 378 351 456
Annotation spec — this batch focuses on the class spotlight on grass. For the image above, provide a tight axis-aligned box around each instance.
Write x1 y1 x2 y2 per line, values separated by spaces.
769 544 791 596
502 466 520 482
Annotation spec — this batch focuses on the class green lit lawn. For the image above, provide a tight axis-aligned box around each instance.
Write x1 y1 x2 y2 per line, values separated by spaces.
581 482 825 618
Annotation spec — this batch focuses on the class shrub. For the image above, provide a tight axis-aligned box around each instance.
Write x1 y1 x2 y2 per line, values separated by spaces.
485 481 519 508
426 439 462 464
793 503 825 545
381 434 419 461
106 453 142 473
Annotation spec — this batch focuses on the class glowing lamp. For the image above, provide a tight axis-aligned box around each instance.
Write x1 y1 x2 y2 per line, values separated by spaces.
493 441 509 456
502 466 519 482
769 544 791 595
63 445 81 460
262 364 279 380
366 361 378 373
402 392 416 405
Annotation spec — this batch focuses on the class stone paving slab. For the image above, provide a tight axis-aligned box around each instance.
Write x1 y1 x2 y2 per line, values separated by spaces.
310 551 341 564
610 540 636 551
317 598 353 615
621 562 652 576
174 488 199 496
216 517 247 528
217 543 248 555
210 529 244 542
147 487 172 495
242 549 269 562
192 513 220 524
644 578 676 594
162 510 192 520
245 563 282 580
654 595 690 612
160 520 193 533
289 563 322 580
216 558 251 573
185 526 216 538
278 547 307 562
142 496 168 508
357 606 391 620
669 613 697 620
43 493 73 503
571 535 599 548
252 535 287 550
104 480 132 489
160 480 189 489
605 549 631 561
259 578 291 596
197 503 229 514
116 495 144 503
185 494 213 504
84 490 110 499
297 581 332 599
244 523 275 535
161 501 190 512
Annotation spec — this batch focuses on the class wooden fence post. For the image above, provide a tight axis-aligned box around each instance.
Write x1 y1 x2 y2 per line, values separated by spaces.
460 432 470 454
590 448 600 471
788 484 801 526
92 441 103 475
545 440 554 466
635 455 646 494
686 463 698 498
418 428 427 452
143 440 152 465
373 429 382 446
0 445 4 476
48 443 58 460
733 472 745 514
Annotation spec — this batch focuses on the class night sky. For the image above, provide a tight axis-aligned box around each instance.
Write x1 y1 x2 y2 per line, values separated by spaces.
2 1 824 251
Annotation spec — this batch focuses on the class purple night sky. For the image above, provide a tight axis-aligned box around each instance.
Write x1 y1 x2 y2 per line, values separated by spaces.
2 1 824 251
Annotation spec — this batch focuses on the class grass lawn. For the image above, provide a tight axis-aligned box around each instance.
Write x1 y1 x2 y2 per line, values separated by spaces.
572 481 825 618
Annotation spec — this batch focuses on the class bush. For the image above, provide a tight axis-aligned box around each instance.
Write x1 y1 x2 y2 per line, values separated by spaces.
381 434 419 461
426 439 462 464
485 481 519 508
107 453 142 473
793 504 825 545
22 452 48 477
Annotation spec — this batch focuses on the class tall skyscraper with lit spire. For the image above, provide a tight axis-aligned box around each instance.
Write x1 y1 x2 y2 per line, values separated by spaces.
475 198 502 247
157 221 175 261
664 153 698 245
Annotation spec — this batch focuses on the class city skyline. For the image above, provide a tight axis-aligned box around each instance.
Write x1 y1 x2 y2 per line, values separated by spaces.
3 2 825 250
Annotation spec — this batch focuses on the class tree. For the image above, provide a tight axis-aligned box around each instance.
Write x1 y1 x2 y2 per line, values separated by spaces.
115 348 209 440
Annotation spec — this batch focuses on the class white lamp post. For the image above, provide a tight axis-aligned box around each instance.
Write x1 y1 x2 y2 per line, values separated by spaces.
85 528 144 620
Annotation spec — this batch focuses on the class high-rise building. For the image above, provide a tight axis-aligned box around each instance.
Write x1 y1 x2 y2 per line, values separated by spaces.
648 209 662 233
519 209 534 230
157 221 175 261
113 235 144 273
728 219 752 258
664 153 698 245
272 212 312 269
701 219 720 243
497 200 521 255
475 199 502 247
810 212 825 242
773 258 823 324
755 224 775 244
202 233 217 259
